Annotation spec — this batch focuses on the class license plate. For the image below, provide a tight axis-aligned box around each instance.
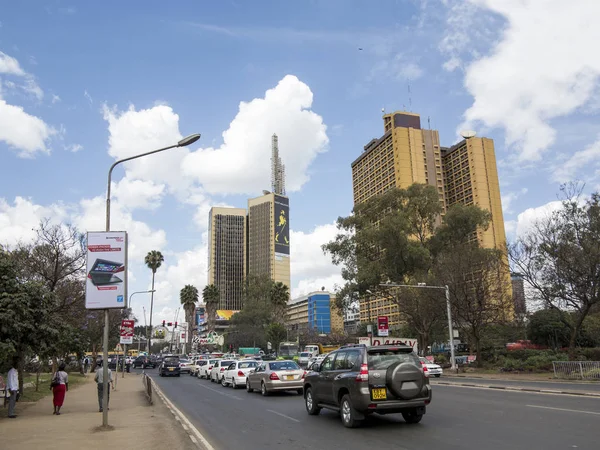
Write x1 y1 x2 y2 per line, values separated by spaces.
285 375 294 380
371 388 387 400
169 368 174 371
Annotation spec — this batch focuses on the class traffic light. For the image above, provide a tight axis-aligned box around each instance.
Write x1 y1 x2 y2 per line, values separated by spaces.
167 322 172 327
175 321 178 328
162 320 165 327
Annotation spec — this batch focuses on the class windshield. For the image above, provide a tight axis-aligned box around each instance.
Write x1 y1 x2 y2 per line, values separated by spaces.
367 350 420 370
300 352 311 357
164 357 179 364
238 361 257 369
269 361 300 371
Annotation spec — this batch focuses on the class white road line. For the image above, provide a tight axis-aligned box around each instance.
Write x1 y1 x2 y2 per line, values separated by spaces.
197 382 243 400
526 405 600 415
267 409 301 423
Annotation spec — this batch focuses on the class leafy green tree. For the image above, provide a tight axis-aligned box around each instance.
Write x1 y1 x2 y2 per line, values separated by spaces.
266 323 287 356
144 250 164 351
202 284 219 332
180 284 199 352
527 308 572 349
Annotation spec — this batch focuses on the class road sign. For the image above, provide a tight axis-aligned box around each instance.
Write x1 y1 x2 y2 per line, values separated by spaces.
377 316 389 337
120 319 134 345
85 231 128 309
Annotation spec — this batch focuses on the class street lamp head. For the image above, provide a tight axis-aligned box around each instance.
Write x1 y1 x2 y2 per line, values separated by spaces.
177 133 201 147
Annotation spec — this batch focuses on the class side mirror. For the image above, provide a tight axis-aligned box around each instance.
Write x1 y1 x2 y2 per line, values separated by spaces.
312 363 321 372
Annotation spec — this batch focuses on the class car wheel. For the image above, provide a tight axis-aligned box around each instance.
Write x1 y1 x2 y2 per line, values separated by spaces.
402 409 423 424
210 375 214 382
246 380 253 393
340 394 361 428
261 382 269 397
305 388 321 415
221 377 228 387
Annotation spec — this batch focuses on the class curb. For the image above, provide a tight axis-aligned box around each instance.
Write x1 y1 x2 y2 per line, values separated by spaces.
148 377 215 450
433 381 600 398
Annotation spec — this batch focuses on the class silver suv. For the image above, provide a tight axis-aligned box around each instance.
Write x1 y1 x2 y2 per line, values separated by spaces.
303 344 432 428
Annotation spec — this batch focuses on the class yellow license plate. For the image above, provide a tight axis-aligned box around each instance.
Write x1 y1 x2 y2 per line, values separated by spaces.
285 375 294 380
169 368 174 371
371 388 387 400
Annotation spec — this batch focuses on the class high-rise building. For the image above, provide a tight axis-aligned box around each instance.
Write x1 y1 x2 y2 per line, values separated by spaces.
207 207 247 310
247 192 291 289
511 273 526 316
271 134 286 196
286 291 343 335
351 111 511 326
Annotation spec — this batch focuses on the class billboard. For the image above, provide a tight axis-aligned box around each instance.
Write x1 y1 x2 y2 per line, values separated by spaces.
196 307 206 326
120 319 134 345
359 337 418 354
85 231 127 309
274 195 289 255
216 310 239 321
377 316 389 337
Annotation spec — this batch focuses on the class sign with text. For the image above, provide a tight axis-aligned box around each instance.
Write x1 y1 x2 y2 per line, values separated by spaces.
359 337 418 354
377 315 389 337
85 231 128 309
120 319 134 345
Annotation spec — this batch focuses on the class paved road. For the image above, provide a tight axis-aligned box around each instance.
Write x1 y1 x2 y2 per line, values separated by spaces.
436 377 600 392
142 369 600 450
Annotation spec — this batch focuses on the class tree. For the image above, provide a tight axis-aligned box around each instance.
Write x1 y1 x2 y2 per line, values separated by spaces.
202 284 219 333
270 282 290 324
511 184 600 359
527 308 572 349
266 323 287 356
180 284 199 353
144 250 164 351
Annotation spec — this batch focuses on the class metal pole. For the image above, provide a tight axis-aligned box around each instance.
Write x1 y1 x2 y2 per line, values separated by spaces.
445 286 457 371
102 309 109 426
122 344 126 379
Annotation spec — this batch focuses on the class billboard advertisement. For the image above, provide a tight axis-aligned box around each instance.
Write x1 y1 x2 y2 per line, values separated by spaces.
377 316 389 337
85 231 127 309
216 310 239 321
119 319 134 345
359 337 418 354
196 307 206 326
274 195 289 255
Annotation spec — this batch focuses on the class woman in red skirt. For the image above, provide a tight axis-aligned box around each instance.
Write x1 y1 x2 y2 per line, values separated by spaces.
52 363 69 415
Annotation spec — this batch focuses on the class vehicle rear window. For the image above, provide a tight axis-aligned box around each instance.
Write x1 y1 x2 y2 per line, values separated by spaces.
221 360 234 366
198 361 207 365
367 350 420 370
164 357 179 363
180 359 190 363
269 361 300 371
209 360 219 364
239 362 257 369
300 352 311 357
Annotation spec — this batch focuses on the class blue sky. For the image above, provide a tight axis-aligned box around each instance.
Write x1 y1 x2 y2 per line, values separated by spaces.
1 0 599 324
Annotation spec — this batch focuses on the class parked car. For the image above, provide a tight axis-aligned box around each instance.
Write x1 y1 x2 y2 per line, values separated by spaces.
419 357 443 377
159 356 181 377
199 359 220 379
133 356 156 369
246 360 304 396
303 345 432 428
222 360 259 388
298 352 314 368
179 358 192 374
210 360 235 383
191 360 208 377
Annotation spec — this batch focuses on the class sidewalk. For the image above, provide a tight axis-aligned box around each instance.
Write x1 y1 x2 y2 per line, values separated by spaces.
0 372 196 450
442 370 600 383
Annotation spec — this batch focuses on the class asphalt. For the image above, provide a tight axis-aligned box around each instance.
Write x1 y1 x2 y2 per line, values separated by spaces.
141 368 600 450
436 376 600 392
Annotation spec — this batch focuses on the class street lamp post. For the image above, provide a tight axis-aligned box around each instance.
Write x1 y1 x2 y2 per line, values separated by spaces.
380 283 457 370
118 290 155 379
101 133 200 427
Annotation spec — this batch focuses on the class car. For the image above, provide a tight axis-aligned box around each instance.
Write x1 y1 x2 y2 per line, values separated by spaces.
199 359 220 379
306 355 326 370
419 357 443 377
179 358 192 374
133 356 156 369
303 344 432 428
191 359 208 377
210 360 235 383
246 360 304 396
159 355 181 377
298 352 313 368
222 360 259 388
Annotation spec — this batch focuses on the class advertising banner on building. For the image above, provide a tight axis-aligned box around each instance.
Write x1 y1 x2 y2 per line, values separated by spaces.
359 337 418 354
377 316 389 337
119 319 134 345
274 195 290 255
85 231 128 309
215 310 239 321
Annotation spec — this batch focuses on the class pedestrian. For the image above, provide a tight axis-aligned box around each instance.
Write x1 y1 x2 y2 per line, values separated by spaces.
51 362 69 415
83 357 89 374
7 358 18 418
94 367 113 412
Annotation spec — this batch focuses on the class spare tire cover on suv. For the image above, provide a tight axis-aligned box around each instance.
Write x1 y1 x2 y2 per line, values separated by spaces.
385 362 424 399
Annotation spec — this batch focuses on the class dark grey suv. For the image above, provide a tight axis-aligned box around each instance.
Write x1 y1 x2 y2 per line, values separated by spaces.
303 344 432 428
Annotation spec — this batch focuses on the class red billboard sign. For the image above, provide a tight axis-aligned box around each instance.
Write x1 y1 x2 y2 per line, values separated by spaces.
120 319 134 345
377 316 389 337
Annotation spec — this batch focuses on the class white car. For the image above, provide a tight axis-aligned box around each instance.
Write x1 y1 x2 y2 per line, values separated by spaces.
306 355 326 370
210 359 235 383
222 360 259 388
179 358 192 374
191 359 208 377
199 359 220 379
298 352 313 368
419 357 443 377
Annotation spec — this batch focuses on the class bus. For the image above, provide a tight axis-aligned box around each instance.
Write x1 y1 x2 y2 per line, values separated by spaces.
278 342 299 360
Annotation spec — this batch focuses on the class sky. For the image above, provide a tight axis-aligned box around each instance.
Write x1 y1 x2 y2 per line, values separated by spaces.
1 0 600 325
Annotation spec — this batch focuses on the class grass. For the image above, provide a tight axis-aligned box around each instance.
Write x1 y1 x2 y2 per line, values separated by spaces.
20 373 88 403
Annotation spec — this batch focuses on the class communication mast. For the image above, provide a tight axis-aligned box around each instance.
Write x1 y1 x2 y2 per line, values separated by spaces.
271 133 286 195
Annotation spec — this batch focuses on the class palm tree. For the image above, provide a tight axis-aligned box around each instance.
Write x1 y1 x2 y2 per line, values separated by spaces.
180 284 199 353
270 282 290 324
144 250 164 352
202 284 219 333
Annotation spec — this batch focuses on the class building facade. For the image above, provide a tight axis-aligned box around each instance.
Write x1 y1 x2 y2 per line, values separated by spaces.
247 193 291 289
286 291 343 335
511 273 526 316
207 207 247 310
351 111 512 327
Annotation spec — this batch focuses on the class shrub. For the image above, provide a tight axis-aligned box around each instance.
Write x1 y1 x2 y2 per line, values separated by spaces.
435 354 448 366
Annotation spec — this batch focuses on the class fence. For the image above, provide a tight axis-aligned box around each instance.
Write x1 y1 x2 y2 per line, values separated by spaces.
142 372 153 404
552 361 600 380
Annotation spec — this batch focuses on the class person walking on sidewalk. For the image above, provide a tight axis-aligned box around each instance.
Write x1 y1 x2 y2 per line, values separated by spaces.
52 363 69 415
94 367 113 412
7 358 18 418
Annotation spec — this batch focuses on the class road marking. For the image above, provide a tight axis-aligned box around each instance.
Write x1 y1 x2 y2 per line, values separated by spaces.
267 409 301 423
197 382 243 400
526 405 600 416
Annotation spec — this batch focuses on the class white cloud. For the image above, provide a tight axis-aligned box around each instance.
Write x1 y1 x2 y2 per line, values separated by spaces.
65 143 83 153
456 0 600 161
553 138 600 183
84 90 93 104
112 178 165 210
182 75 329 195
367 54 424 82
0 51 43 100
0 196 67 245
514 200 563 238
0 99 56 157
501 187 528 214
51 94 61 104
0 51 26 76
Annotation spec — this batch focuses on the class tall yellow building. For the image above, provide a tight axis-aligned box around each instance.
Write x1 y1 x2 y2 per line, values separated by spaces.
247 193 291 289
351 111 511 326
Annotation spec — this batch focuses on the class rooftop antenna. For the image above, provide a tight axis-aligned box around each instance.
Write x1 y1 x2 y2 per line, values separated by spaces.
428 116 431 129
408 83 412 111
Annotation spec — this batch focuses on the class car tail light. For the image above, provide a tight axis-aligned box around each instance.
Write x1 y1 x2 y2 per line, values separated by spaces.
422 365 429 377
302 371 306 379
238 371 245 377
220 367 225 372
355 364 369 382
269 372 280 380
